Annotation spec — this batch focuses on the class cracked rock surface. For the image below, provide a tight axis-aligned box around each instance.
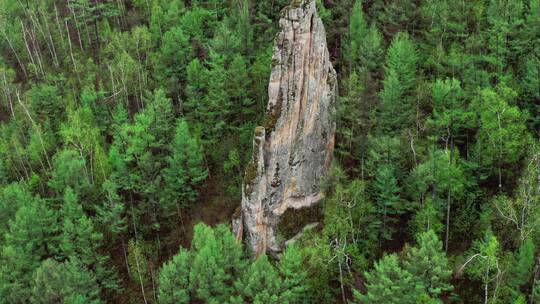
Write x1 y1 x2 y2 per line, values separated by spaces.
235 0 337 255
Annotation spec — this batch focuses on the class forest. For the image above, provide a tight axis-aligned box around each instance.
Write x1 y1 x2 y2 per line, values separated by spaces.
0 0 539 303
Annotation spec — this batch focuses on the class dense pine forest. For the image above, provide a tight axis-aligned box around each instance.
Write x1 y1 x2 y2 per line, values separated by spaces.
0 0 539 303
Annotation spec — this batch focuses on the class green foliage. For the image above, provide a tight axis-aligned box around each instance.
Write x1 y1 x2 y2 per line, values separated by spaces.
356 254 425 304
347 0 383 72
32 258 102 304
1 0 540 302
27 84 64 129
324 178 378 269
278 244 308 303
233 255 282 303
158 248 190 304
472 86 532 187
0 183 32 240
403 231 453 298
430 78 470 139
162 119 207 215
95 180 127 239
465 230 502 302
153 26 191 95
506 238 535 300
378 32 418 133
486 0 524 71
60 188 119 294
48 149 91 196
189 223 243 303
0 196 57 302
374 164 403 242
156 223 311 303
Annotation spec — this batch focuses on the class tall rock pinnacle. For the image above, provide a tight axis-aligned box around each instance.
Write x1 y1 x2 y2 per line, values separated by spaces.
234 0 337 255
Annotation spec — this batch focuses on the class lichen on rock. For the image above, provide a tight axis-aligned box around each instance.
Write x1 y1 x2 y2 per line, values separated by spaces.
234 0 337 256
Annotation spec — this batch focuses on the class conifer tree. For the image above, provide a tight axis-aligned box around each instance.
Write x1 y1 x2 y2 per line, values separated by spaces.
0 183 33 240
486 0 524 72
162 119 207 216
233 255 282 303
347 0 383 73
158 248 190 304
378 32 418 134
32 258 102 304
0 196 56 303
356 254 424 304
184 58 209 126
153 26 191 96
506 238 535 301
60 188 119 294
403 230 453 298
189 223 243 303
279 244 308 303
374 164 402 242
231 0 253 57
48 149 91 197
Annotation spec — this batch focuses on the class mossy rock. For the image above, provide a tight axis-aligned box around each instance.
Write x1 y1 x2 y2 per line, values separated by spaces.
271 56 280 67
277 203 323 240
290 0 307 9
243 160 258 187
232 205 242 218
254 126 265 137
262 93 283 133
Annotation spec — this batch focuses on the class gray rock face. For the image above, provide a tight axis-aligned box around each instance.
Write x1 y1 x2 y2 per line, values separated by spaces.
236 0 337 255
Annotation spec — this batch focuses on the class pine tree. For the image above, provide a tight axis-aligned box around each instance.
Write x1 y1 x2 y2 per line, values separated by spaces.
403 230 453 298
519 55 540 129
430 78 469 143
184 58 209 126
336 72 368 172
27 83 64 130
163 0 185 31
158 248 190 304
162 119 207 216
31 258 102 304
231 0 253 57
373 0 418 39
60 188 119 294
279 244 308 303
506 238 535 300
347 0 383 73
48 149 91 197
0 183 33 240
210 20 241 63
374 164 402 242
205 51 230 143
407 149 467 244
113 88 175 234
233 255 281 303
356 254 424 304
149 0 165 43
0 197 57 303
95 179 127 240
227 54 255 125
153 26 191 96
378 32 418 133
486 0 524 72
189 223 243 303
